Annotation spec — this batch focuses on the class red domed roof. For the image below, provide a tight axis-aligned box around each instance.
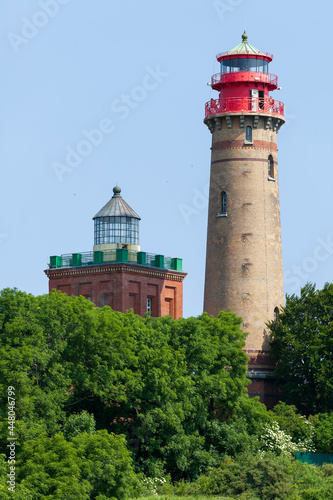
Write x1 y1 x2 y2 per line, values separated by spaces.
217 32 273 62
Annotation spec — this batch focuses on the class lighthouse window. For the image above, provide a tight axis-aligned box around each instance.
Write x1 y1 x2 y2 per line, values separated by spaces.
94 216 139 245
268 155 274 178
239 58 248 72
245 126 252 142
221 57 269 74
221 59 229 73
220 191 227 216
274 307 279 321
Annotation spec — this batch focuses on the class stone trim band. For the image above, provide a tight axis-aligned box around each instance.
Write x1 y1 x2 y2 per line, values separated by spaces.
213 140 277 151
211 157 277 165
45 264 186 282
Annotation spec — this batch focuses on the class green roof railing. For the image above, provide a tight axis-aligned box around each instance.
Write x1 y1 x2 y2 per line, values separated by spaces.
49 250 183 272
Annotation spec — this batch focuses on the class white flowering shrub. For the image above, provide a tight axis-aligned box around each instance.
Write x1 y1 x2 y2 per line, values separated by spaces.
140 476 167 495
296 415 316 453
260 420 315 456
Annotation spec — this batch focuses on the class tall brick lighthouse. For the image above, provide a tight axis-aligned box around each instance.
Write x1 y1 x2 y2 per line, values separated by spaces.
203 33 285 406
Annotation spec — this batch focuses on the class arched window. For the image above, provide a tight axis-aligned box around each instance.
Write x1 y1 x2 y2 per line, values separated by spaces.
220 191 227 215
245 126 252 142
274 307 279 322
268 155 274 178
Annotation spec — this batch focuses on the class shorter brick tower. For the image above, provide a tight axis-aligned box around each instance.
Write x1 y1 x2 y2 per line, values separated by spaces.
45 186 186 319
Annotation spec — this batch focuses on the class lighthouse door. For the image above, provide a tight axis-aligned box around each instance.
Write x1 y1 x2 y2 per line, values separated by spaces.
250 89 259 111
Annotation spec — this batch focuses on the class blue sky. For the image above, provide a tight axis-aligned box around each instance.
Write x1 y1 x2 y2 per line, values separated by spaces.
2 0 333 317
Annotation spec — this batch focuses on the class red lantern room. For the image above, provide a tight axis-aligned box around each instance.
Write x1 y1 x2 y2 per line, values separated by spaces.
205 31 284 119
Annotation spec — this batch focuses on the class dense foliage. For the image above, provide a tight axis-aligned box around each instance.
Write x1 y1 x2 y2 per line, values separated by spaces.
0 287 332 499
0 288 249 495
169 454 333 499
0 431 140 500
269 283 333 414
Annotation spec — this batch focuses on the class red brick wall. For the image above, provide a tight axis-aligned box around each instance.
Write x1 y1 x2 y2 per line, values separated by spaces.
45 263 186 320
247 376 283 409
245 349 283 408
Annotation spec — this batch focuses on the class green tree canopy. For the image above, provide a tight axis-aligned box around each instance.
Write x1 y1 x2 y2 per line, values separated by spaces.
4 286 333 496
268 282 333 414
0 288 250 482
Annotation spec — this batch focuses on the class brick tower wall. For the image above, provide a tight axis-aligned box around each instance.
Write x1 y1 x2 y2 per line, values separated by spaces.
204 114 284 356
